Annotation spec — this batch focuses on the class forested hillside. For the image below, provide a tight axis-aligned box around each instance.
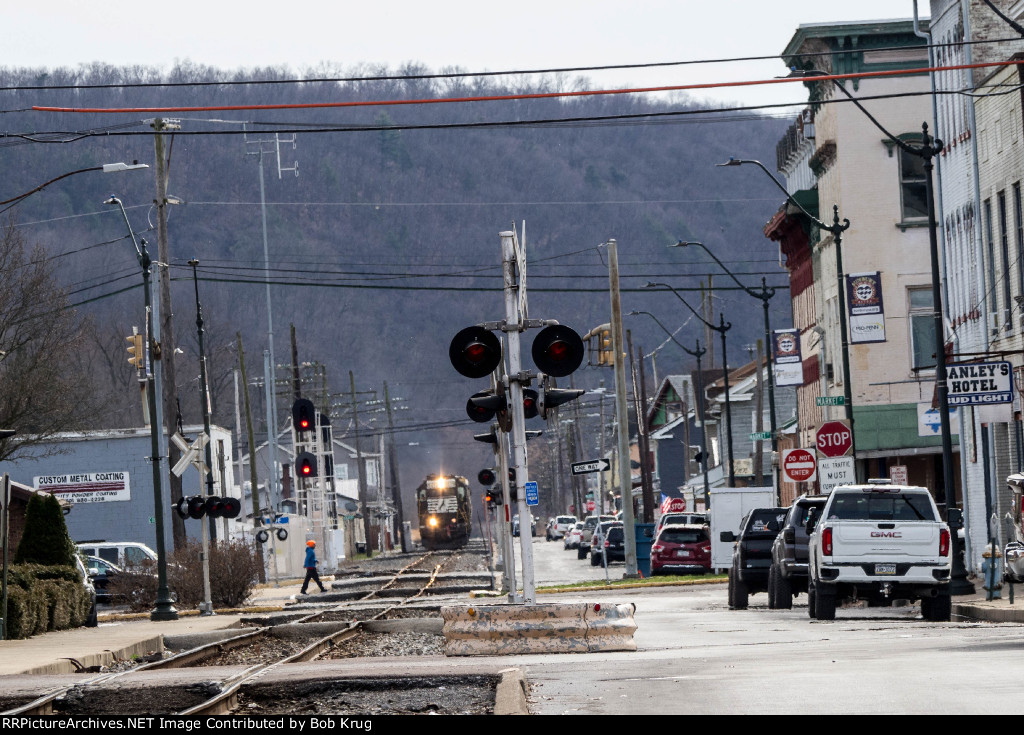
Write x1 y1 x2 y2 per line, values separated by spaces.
0 62 791 511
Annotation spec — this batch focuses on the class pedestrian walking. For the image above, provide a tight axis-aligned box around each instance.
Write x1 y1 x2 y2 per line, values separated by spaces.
301 539 326 594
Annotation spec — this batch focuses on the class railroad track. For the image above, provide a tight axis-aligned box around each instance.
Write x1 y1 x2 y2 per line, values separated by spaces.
2 547 493 716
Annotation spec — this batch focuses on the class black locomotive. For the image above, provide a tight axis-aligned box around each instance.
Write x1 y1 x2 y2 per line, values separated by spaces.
416 474 473 550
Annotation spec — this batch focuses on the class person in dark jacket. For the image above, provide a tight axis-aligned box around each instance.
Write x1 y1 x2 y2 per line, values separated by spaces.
301 539 326 594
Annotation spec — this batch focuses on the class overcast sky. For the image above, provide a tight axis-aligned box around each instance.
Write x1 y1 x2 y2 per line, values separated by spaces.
8 1 929 111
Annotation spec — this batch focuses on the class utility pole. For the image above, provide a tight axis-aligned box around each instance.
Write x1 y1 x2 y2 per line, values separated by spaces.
637 344 655 522
152 118 184 550
607 239 639 578
753 342 765 486
598 381 607 515
350 371 372 557
383 381 407 552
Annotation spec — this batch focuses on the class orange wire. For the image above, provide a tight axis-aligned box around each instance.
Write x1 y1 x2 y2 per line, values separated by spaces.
31 58 1024 114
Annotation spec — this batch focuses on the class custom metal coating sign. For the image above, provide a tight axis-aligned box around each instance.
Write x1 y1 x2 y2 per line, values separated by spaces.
946 361 1013 405
773 328 803 387
35 472 131 504
846 272 886 344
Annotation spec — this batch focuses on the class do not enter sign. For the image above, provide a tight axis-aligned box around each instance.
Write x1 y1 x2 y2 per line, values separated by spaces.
782 448 817 483
816 420 853 458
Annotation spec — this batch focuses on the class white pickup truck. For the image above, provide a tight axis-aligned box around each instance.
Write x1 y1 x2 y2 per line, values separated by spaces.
806 480 952 621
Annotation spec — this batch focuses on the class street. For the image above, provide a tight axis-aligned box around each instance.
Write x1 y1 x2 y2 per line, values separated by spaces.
508 533 1024 715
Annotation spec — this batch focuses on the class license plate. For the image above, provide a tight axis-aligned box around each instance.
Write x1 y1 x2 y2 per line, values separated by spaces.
875 563 897 575
676 550 691 558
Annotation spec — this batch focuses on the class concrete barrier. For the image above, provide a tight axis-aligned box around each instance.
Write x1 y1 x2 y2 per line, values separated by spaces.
442 602 636 656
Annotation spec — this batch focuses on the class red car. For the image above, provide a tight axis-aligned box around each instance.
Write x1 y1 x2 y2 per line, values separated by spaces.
651 524 712 576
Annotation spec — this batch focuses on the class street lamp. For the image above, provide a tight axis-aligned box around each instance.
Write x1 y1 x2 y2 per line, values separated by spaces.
0 162 148 210
673 239 790 491
644 281 736 488
628 311 711 510
104 195 178 621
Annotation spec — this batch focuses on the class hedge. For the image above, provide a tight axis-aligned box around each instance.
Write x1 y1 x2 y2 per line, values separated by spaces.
3 564 91 639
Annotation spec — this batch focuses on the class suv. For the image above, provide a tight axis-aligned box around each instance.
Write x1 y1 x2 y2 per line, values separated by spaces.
578 515 617 559
590 521 623 566
767 495 828 609
77 541 157 569
651 524 712 576
655 512 707 536
551 515 578 540
564 522 585 550
721 507 787 610
807 481 952 621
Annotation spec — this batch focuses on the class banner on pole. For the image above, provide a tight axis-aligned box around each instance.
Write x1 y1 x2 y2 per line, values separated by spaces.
773 328 803 387
846 272 886 343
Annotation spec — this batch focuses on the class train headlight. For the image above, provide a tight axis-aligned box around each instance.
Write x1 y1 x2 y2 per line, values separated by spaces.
428 516 439 528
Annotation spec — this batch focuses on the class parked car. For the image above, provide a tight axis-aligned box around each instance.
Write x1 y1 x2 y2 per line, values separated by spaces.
590 522 625 566
651 524 712 576
722 507 788 610
577 514 616 559
549 515 578 540
84 555 123 604
564 522 585 550
512 514 537 538
76 541 157 569
767 494 828 609
655 512 708 536
544 519 557 541
807 480 952 621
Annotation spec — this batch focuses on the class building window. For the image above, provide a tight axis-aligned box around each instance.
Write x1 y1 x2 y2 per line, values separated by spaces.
986 199 998 324
899 146 928 221
1000 191 1013 332
909 288 936 372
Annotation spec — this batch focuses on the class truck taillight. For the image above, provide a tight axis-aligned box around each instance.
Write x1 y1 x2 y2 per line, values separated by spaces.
940 527 950 557
701 545 711 554
822 527 833 556
652 544 663 553
604 540 611 548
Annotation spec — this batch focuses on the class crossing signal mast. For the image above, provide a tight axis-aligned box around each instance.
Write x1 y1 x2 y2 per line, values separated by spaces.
448 226 585 604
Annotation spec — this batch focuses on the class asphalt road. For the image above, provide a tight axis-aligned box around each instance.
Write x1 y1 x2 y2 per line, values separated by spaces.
508 534 1024 715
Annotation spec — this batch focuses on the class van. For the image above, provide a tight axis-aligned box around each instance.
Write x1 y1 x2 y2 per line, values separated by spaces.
76 541 158 569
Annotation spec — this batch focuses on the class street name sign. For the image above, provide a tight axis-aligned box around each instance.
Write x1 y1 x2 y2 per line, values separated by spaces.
571 459 610 475
749 431 772 442
947 361 1012 405
818 457 855 493
524 481 539 506
816 395 845 406
782 448 817 483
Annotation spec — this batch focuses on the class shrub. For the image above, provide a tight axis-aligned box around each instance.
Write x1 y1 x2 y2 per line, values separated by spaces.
14 494 77 567
5 585 37 639
107 540 261 611
3 564 93 638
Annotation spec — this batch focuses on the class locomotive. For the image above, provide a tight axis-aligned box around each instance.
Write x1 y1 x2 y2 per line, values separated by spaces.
416 474 473 550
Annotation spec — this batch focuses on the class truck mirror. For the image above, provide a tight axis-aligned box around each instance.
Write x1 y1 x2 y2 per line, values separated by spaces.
946 507 963 530
720 531 736 543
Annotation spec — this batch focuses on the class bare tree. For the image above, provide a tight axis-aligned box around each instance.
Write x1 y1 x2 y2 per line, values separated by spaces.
0 216 101 459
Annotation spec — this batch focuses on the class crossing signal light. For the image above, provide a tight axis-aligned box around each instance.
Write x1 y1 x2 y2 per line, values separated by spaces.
449 326 502 379
474 429 498 444
522 389 539 419
467 389 507 423
296 451 318 477
478 468 497 486
532 324 585 377
538 377 584 419
205 496 242 519
126 333 144 370
292 398 316 433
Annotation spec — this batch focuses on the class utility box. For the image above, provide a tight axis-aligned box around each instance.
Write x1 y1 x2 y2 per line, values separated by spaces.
709 486 775 569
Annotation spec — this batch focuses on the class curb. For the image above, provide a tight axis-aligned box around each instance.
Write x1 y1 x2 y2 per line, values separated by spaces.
954 603 1024 624
494 668 530 715
536 575 726 594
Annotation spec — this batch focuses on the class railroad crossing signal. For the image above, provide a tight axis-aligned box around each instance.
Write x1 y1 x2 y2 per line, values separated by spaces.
295 451 318 478
170 431 209 478
449 326 502 379
538 375 584 420
532 324 585 377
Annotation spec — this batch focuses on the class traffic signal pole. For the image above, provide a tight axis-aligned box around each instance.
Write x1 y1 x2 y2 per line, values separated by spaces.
501 231 535 604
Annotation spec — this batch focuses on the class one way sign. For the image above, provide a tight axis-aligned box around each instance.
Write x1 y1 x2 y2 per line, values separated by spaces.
571 458 611 475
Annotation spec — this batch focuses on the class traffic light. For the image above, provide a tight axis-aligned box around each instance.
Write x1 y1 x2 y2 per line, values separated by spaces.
538 376 585 419
449 326 502 379
596 327 614 366
532 324 585 377
296 451 318 478
292 398 316 434
126 333 144 370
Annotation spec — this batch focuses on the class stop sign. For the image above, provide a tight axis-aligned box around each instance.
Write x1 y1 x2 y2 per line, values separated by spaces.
816 420 853 458
660 496 687 514
586 500 596 512
782 448 817 483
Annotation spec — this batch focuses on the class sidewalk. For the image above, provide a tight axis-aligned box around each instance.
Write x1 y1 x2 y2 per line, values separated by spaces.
953 578 1024 623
